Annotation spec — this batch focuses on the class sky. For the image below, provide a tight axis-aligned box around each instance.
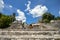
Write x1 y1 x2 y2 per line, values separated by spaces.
0 0 60 24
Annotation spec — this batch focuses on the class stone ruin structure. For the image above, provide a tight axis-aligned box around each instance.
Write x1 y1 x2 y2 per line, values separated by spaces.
0 20 60 40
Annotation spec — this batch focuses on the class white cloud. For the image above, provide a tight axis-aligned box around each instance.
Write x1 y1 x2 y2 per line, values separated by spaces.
0 0 4 12
29 5 48 18
25 1 31 11
9 5 13 8
59 11 60 15
16 9 26 22
1 0 4 4
25 1 48 18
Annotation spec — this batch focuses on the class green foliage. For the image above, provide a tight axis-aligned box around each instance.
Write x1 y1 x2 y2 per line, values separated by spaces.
55 16 60 20
9 13 16 22
0 13 2 18
43 19 50 23
42 12 55 23
12 13 16 21
0 13 16 29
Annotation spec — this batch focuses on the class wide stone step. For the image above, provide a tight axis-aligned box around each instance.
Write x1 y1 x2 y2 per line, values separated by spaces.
0 35 60 39
0 31 60 40
0 31 59 35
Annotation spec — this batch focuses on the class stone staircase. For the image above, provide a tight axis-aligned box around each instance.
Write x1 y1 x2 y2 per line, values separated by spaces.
0 22 60 40
0 29 60 40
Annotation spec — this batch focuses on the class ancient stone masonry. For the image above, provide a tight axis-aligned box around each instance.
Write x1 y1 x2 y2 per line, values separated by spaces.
0 30 60 40
0 21 60 40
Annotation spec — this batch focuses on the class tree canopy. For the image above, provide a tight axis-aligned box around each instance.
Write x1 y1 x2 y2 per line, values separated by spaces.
55 16 60 20
0 13 16 29
42 12 55 23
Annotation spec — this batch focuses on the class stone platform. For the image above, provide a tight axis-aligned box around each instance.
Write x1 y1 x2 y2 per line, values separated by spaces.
0 30 60 40
0 22 60 40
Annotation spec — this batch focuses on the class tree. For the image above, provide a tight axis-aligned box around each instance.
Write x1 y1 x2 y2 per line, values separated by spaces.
42 12 55 23
43 19 50 23
0 13 2 18
55 16 60 20
9 13 16 22
12 13 16 22
0 14 13 28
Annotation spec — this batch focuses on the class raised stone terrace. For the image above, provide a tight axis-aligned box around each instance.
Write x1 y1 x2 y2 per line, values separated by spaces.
0 29 60 40
0 21 60 40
